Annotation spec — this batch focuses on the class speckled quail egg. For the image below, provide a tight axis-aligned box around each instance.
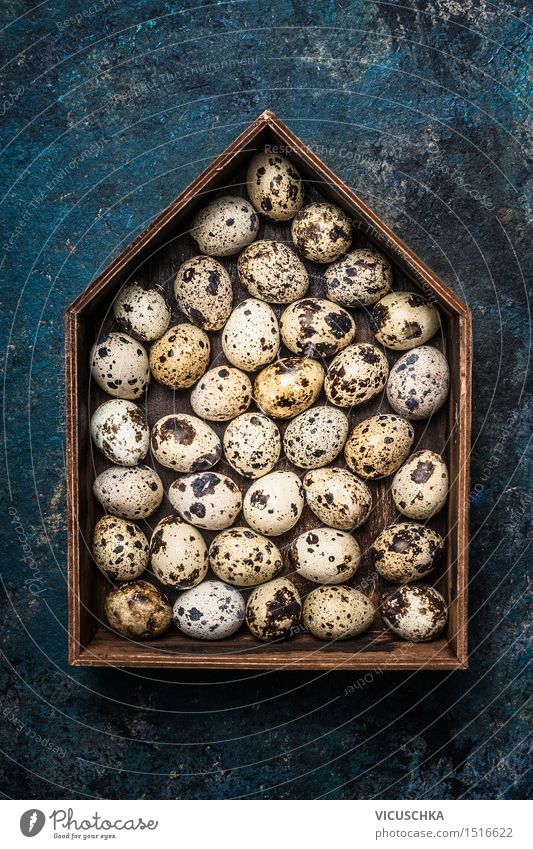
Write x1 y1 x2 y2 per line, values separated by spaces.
168 471 242 530
372 291 441 350
254 357 324 420
149 323 210 389
283 406 349 469
243 470 304 536
90 333 150 399
381 583 448 641
291 202 352 263
325 248 393 307
238 240 309 304
209 527 283 587
223 413 281 478
371 522 444 583
191 196 259 256
90 399 149 466
344 414 415 479
93 465 163 519
246 578 302 641
150 515 208 589
325 343 389 408
173 581 245 640
387 346 450 420
246 151 304 221
151 414 221 472
303 586 375 641
92 516 149 581
222 298 280 371
303 467 372 530
289 528 360 584
190 366 252 421
174 256 232 331
113 282 171 341
392 450 449 519
104 580 172 639
280 298 356 357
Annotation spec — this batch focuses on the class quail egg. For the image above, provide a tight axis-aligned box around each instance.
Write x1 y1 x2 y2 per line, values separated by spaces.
151 414 221 472
381 583 448 642
174 256 232 331
280 298 356 357
303 467 372 530
291 202 352 263
190 366 252 421
223 413 281 478
303 586 375 641
222 298 280 371
372 291 441 350
243 470 304 536
344 414 415 479
173 581 245 640
289 528 361 584
168 471 242 530
90 399 149 466
246 151 304 220
113 282 171 341
325 343 389 408
387 346 450 420
92 515 149 581
254 357 324 420
238 240 309 304
191 196 259 256
90 332 150 399
325 248 393 307
209 527 283 587
283 406 349 469
93 465 163 519
392 450 449 519
150 515 208 589
104 580 172 639
149 323 210 390
371 522 444 583
246 577 302 641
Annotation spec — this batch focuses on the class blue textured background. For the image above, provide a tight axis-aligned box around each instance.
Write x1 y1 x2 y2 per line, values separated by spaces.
1 0 531 800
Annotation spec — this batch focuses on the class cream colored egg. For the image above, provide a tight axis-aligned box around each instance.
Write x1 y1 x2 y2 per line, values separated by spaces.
303 586 375 641
104 580 172 639
93 465 163 519
90 332 150 400
222 298 280 371
113 282 171 341
190 366 252 421
150 515 208 589
90 399 149 466
280 298 356 357
243 470 304 536
191 196 259 256
174 256 232 331
325 248 392 307
372 291 441 350
371 522 444 583
325 343 389 408
246 578 302 641
151 414 221 472
223 413 281 478
291 202 352 263
303 467 372 530
387 346 450 420
344 414 415 479
254 357 324 420
392 450 449 519
168 471 242 530
381 584 448 642
149 323 210 389
173 581 245 640
238 240 309 304
283 406 349 469
92 516 149 581
289 528 360 584
246 151 304 221
209 527 283 587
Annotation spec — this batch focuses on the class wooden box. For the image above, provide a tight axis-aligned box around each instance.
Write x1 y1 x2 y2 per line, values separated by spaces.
65 111 471 669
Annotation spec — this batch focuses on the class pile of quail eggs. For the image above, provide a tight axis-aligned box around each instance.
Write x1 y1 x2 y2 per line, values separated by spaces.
89 149 451 648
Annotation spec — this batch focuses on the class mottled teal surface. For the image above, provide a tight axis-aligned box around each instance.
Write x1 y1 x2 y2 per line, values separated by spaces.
0 0 531 800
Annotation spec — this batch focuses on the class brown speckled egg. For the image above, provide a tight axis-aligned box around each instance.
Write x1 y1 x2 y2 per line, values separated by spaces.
283 406 349 469
246 151 304 221
392 450 449 519
174 256 232 331
104 580 172 639
325 248 392 307
168 471 242 530
151 414 221 472
190 366 252 421
303 586 375 641
387 346 450 420
254 357 324 420
92 516 149 581
93 465 163 519
344 414 415 479
372 291 441 350
90 332 150 400
222 298 280 371
371 522 444 583
150 515 208 589
381 583 448 642
113 282 171 341
303 467 372 530
209 527 283 587
90 399 149 466
325 343 389 408
243 470 304 536
223 413 281 478
238 240 309 304
289 527 360 584
246 578 302 641
149 323 210 389
191 196 259 256
173 581 245 640
291 202 352 263
280 298 356 357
